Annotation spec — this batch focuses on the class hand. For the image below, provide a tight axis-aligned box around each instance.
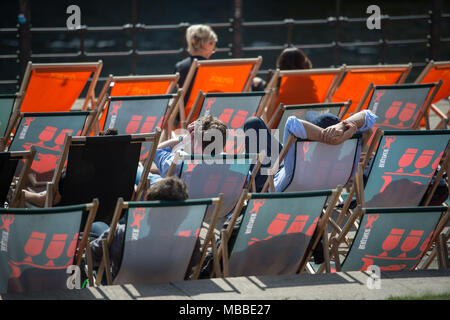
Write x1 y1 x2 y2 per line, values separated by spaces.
321 122 345 144
328 121 357 145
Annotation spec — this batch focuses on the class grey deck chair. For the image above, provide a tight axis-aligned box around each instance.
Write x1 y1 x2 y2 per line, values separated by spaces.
0 200 98 294
97 196 223 285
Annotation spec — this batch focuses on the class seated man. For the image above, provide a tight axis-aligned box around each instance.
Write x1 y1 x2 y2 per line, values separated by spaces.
137 114 228 187
244 110 378 192
89 176 191 280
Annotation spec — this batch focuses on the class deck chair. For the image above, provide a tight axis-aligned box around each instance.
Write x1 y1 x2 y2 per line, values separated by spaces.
96 195 223 285
331 64 412 118
0 199 99 294
46 131 161 227
414 61 450 129
167 153 262 228
268 101 352 139
6 111 96 187
264 67 346 121
98 93 180 158
359 129 450 208
219 188 341 277
0 94 19 151
262 132 363 193
176 57 262 127
0 149 35 208
186 91 268 153
326 205 450 272
15 61 103 113
94 74 180 136
329 129 450 249
355 82 443 131
95 73 180 108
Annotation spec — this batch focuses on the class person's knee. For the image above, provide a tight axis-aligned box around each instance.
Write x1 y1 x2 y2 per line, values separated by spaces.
244 116 266 132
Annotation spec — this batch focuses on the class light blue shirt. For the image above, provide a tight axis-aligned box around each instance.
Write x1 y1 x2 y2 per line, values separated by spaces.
273 110 378 192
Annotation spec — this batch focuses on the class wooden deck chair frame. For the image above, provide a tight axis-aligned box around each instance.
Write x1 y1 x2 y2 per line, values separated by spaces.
420 227 450 270
267 100 352 131
45 129 161 208
261 131 366 193
96 195 224 285
264 66 346 122
354 81 443 130
93 91 182 139
1 148 36 208
15 61 103 113
414 60 450 129
216 187 343 277
185 90 271 128
175 57 263 127
333 63 412 118
324 205 450 273
0 199 99 291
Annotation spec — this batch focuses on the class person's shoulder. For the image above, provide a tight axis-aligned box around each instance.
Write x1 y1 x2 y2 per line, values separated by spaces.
175 56 193 70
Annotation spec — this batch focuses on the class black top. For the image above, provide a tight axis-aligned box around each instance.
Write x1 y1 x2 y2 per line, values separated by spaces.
174 55 206 105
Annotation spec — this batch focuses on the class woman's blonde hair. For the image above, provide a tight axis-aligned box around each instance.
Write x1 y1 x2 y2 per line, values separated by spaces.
186 24 218 54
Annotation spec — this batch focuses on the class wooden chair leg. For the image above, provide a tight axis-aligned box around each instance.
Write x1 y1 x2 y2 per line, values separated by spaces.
101 238 113 285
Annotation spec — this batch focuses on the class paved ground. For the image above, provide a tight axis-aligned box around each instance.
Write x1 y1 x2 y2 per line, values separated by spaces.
1 269 449 300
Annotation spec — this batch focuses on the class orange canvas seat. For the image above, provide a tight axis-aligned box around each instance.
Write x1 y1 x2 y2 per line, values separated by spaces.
414 61 450 129
264 67 345 121
331 64 412 118
177 57 262 126
16 61 103 113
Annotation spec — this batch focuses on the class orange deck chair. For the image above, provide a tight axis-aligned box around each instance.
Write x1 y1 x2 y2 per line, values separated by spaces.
414 60 450 129
94 73 180 135
16 61 103 113
176 57 262 127
264 67 346 122
331 64 412 118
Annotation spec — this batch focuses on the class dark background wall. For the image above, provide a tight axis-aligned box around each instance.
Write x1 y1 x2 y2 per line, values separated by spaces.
1 0 449 93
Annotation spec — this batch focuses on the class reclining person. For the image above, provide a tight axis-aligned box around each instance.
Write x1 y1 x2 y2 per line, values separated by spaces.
136 114 228 187
89 176 192 280
244 110 378 192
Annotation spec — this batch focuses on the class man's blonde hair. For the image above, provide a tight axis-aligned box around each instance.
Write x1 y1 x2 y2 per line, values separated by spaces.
186 24 218 54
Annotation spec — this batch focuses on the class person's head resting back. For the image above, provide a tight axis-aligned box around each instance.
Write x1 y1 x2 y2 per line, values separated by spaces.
186 24 218 59
146 176 188 201
276 47 312 70
191 115 227 155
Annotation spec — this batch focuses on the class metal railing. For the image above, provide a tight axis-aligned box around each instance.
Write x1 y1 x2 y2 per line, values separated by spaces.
0 0 448 91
